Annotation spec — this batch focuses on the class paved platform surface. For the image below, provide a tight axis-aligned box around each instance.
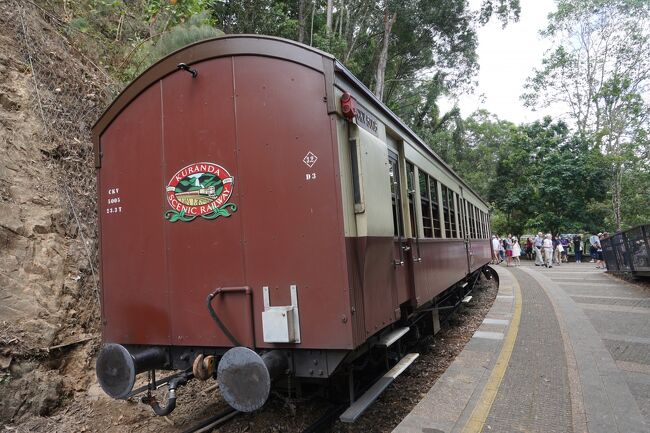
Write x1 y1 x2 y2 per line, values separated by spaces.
393 262 650 433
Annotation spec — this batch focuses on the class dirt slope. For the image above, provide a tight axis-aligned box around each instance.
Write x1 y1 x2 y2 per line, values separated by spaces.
0 0 107 424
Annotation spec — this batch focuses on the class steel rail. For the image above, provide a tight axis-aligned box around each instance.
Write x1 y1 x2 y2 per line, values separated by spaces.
180 407 238 433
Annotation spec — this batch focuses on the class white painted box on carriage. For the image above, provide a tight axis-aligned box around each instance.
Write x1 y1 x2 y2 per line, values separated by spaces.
262 306 296 343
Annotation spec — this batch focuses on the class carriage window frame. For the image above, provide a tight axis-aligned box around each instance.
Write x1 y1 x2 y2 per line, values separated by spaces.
468 203 476 238
429 177 442 238
449 190 458 238
419 171 433 238
441 185 451 238
458 197 465 239
406 162 417 238
483 212 490 239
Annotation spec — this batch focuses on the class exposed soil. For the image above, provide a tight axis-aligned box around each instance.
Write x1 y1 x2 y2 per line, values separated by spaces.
0 0 108 426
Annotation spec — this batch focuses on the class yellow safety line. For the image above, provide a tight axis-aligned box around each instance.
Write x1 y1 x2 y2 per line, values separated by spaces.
461 273 523 433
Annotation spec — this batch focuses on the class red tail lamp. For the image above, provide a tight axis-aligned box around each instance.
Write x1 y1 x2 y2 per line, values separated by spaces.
341 92 357 121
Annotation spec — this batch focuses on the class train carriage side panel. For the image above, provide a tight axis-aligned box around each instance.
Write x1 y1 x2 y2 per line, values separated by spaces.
403 143 470 303
334 92 401 344
468 198 492 271
334 71 492 324
99 83 171 345
233 55 352 349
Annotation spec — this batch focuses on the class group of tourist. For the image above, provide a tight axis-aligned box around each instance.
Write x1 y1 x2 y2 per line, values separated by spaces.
491 232 609 269
490 234 522 267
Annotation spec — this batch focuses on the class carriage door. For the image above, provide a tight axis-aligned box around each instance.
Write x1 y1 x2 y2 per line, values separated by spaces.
388 150 413 309
389 151 406 265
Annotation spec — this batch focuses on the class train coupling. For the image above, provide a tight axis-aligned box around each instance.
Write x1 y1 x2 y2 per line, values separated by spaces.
193 354 217 380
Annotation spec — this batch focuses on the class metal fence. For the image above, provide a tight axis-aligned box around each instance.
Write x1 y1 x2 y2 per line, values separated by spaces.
601 225 650 276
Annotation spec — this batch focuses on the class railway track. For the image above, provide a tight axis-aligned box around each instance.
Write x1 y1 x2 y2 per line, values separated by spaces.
180 407 238 433
180 403 341 433
301 404 347 433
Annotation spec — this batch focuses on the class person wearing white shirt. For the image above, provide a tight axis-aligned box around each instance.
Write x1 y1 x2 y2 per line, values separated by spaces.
512 238 521 267
534 232 544 266
589 234 600 262
491 235 500 264
543 233 554 268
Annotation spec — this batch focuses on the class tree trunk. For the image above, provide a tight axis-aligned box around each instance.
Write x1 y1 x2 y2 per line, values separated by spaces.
298 0 306 43
310 0 315 46
338 0 345 37
374 11 397 101
612 162 623 231
326 0 333 35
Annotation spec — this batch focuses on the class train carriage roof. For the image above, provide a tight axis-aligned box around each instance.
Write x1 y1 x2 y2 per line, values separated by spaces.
92 35 489 208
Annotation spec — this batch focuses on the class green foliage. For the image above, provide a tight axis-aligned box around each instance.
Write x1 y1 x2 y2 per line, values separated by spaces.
433 114 612 235
206 0 519 125
489 209 509 236
478 0 521 26
522 0 650 229
211 0 298 38
619 162 650 228
68 17 91 33
124 12 223 80
145 0 213 27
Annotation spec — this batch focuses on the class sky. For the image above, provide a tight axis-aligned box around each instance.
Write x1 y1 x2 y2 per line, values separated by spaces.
440 0 561 124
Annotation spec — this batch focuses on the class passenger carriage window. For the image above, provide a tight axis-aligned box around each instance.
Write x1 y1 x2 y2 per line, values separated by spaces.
419 171 433 238
458 197 464 239
469 203 476 238
475 207 482 238
406 163 417 238
458 198 469 238
449 191 458 238
441 185 457 239
429 178 442 238
388 152 403 237
483 212 490 239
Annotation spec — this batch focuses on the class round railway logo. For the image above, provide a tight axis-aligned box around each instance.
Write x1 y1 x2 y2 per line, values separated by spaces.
164 162 237 223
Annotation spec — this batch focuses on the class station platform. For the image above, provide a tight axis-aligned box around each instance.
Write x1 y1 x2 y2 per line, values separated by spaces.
394 262 650 433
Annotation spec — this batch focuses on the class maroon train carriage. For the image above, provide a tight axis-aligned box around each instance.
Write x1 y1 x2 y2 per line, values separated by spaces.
92 35 494 419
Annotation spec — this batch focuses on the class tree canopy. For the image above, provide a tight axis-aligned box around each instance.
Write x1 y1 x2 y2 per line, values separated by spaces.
522 0 650 230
